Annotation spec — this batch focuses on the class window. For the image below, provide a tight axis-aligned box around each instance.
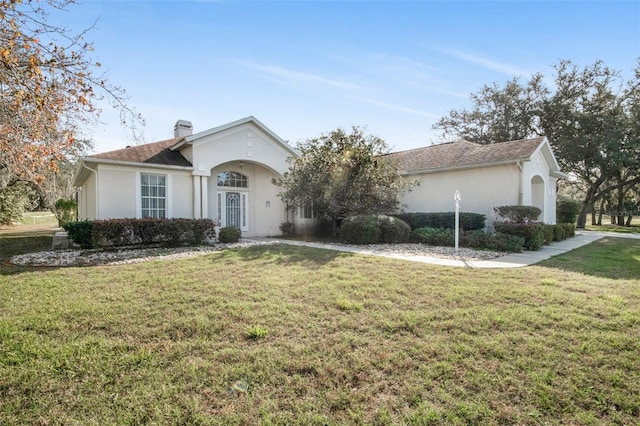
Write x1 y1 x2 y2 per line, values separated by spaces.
141 173 166 218
301 201 314 219
217 171 248 188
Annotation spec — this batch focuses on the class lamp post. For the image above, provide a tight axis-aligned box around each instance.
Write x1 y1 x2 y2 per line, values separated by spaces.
454 190 461 252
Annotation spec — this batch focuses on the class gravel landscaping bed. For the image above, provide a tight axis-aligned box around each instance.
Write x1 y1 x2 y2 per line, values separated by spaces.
8 239 504 267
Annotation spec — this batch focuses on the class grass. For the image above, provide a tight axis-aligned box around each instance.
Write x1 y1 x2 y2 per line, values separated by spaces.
585 216 640 234
1 231 639 424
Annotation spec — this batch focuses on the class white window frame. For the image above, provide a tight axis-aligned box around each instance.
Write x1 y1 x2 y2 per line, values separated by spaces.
138 172 170 219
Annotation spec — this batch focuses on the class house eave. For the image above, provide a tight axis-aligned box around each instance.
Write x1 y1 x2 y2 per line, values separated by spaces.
399 159 527 176
73 157 194 187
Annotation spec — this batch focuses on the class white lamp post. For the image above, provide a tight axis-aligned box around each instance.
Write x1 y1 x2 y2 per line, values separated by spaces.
454 190 461 252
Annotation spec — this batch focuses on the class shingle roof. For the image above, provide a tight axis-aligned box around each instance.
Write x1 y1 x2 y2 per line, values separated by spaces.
385 137 545 174
88 137 192 167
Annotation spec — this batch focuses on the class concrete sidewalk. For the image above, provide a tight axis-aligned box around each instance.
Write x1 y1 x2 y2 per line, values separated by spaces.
257 231 630 268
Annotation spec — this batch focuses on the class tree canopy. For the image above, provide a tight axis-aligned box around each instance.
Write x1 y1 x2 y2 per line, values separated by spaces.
0 0 140 190
276 126 410 233
434 59 640 228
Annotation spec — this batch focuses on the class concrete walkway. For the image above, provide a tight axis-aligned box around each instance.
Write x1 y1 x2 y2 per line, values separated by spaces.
257 231 636 269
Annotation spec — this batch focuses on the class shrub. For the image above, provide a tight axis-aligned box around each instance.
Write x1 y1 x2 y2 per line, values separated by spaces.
218 226 241 243
493 205 541 223
393 212 485 231
543 224 556 245
553 224 566 241
494 221 545 250
557 199 582 224
279 221 294 236
461 230 524 253
0 182 35 225
64 218 215 248
339 215 380 244
377 215 410 243
411 227 454 246
561 222 576 237
64 220 95 249
53 198 77 227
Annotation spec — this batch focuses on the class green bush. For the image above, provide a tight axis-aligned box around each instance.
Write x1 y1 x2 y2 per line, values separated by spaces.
279 221 294 236
64 218 216 248
557 199 582 224
463 230 524 252
393 212 486 231
493 205 541 223
411 227 454 246
543 224 556 245
339 215 380 244
553 224 566 241
494 221 545 250
377 215 411 243
53 198 77 227
0 182 35 225
64 220 95 249
218 226 242 243
560 222 576 237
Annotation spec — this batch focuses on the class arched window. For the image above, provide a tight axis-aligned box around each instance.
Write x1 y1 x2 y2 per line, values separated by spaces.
217 171 248 188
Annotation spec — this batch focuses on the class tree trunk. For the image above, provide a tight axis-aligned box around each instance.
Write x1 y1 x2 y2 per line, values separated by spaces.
626 214 634 227
597 198 605 225
576 203 590 229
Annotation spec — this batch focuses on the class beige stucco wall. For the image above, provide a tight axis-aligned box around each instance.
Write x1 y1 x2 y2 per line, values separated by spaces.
400 164 520 227
79 170 97 220
80 164 193 220
209 161 286 237
191 123 292 176
521 148 558 224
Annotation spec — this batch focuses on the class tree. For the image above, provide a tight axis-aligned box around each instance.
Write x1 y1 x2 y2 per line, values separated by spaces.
434 59 640 228
0 0 140 191
276 126 410 235
434 74 548 144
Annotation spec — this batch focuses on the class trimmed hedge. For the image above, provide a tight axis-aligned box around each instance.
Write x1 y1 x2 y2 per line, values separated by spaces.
64 218 216 249
392 212 486 231
339 215 411 244
494 205 541 223
494 221 545 251
543 223 576 244
218 226 242 243
411 227 524 253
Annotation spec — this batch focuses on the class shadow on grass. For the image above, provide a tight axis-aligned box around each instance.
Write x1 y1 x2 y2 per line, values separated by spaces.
214 243 351 268
539 237 640 279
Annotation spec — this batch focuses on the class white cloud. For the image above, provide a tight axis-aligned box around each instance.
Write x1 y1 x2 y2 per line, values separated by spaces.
436 48 531 77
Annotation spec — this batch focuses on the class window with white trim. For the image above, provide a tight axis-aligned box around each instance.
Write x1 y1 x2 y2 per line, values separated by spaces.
301 201 315 219
141 173 166 218
217 171 248 188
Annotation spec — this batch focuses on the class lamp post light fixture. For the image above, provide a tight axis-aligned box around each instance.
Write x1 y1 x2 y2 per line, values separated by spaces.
454 190 461 252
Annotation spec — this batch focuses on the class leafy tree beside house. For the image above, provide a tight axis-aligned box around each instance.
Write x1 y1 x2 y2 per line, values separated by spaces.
275 126 411 235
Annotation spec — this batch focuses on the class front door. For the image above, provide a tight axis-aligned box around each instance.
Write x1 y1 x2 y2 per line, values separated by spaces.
218 191 249 231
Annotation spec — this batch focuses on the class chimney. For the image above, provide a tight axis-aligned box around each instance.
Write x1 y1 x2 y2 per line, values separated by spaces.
174 120 193 138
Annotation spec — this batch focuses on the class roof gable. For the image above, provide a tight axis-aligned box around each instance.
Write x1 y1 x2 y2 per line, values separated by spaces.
88 137 192 167
385 137 548 174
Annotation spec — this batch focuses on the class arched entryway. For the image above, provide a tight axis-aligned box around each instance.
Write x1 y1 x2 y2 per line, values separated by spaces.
531 175 545 220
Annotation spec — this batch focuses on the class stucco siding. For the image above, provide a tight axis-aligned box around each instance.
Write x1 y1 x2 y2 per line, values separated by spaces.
192 124 292 176
209 161 285 236
99 166 137 218
79 171 97 220
400 164 520 226
522 149 557 223
170 173 193 218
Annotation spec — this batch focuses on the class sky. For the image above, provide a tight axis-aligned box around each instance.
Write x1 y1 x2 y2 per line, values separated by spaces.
48 0 639 154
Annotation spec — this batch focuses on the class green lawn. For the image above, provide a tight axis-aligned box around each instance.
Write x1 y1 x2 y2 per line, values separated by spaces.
1 232 639 425
585 216 640 234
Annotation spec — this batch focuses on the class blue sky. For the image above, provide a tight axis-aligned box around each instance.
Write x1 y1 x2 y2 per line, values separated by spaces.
51 1 639 154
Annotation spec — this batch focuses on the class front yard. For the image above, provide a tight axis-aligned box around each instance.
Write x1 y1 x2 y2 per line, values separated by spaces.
1 227 639 424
